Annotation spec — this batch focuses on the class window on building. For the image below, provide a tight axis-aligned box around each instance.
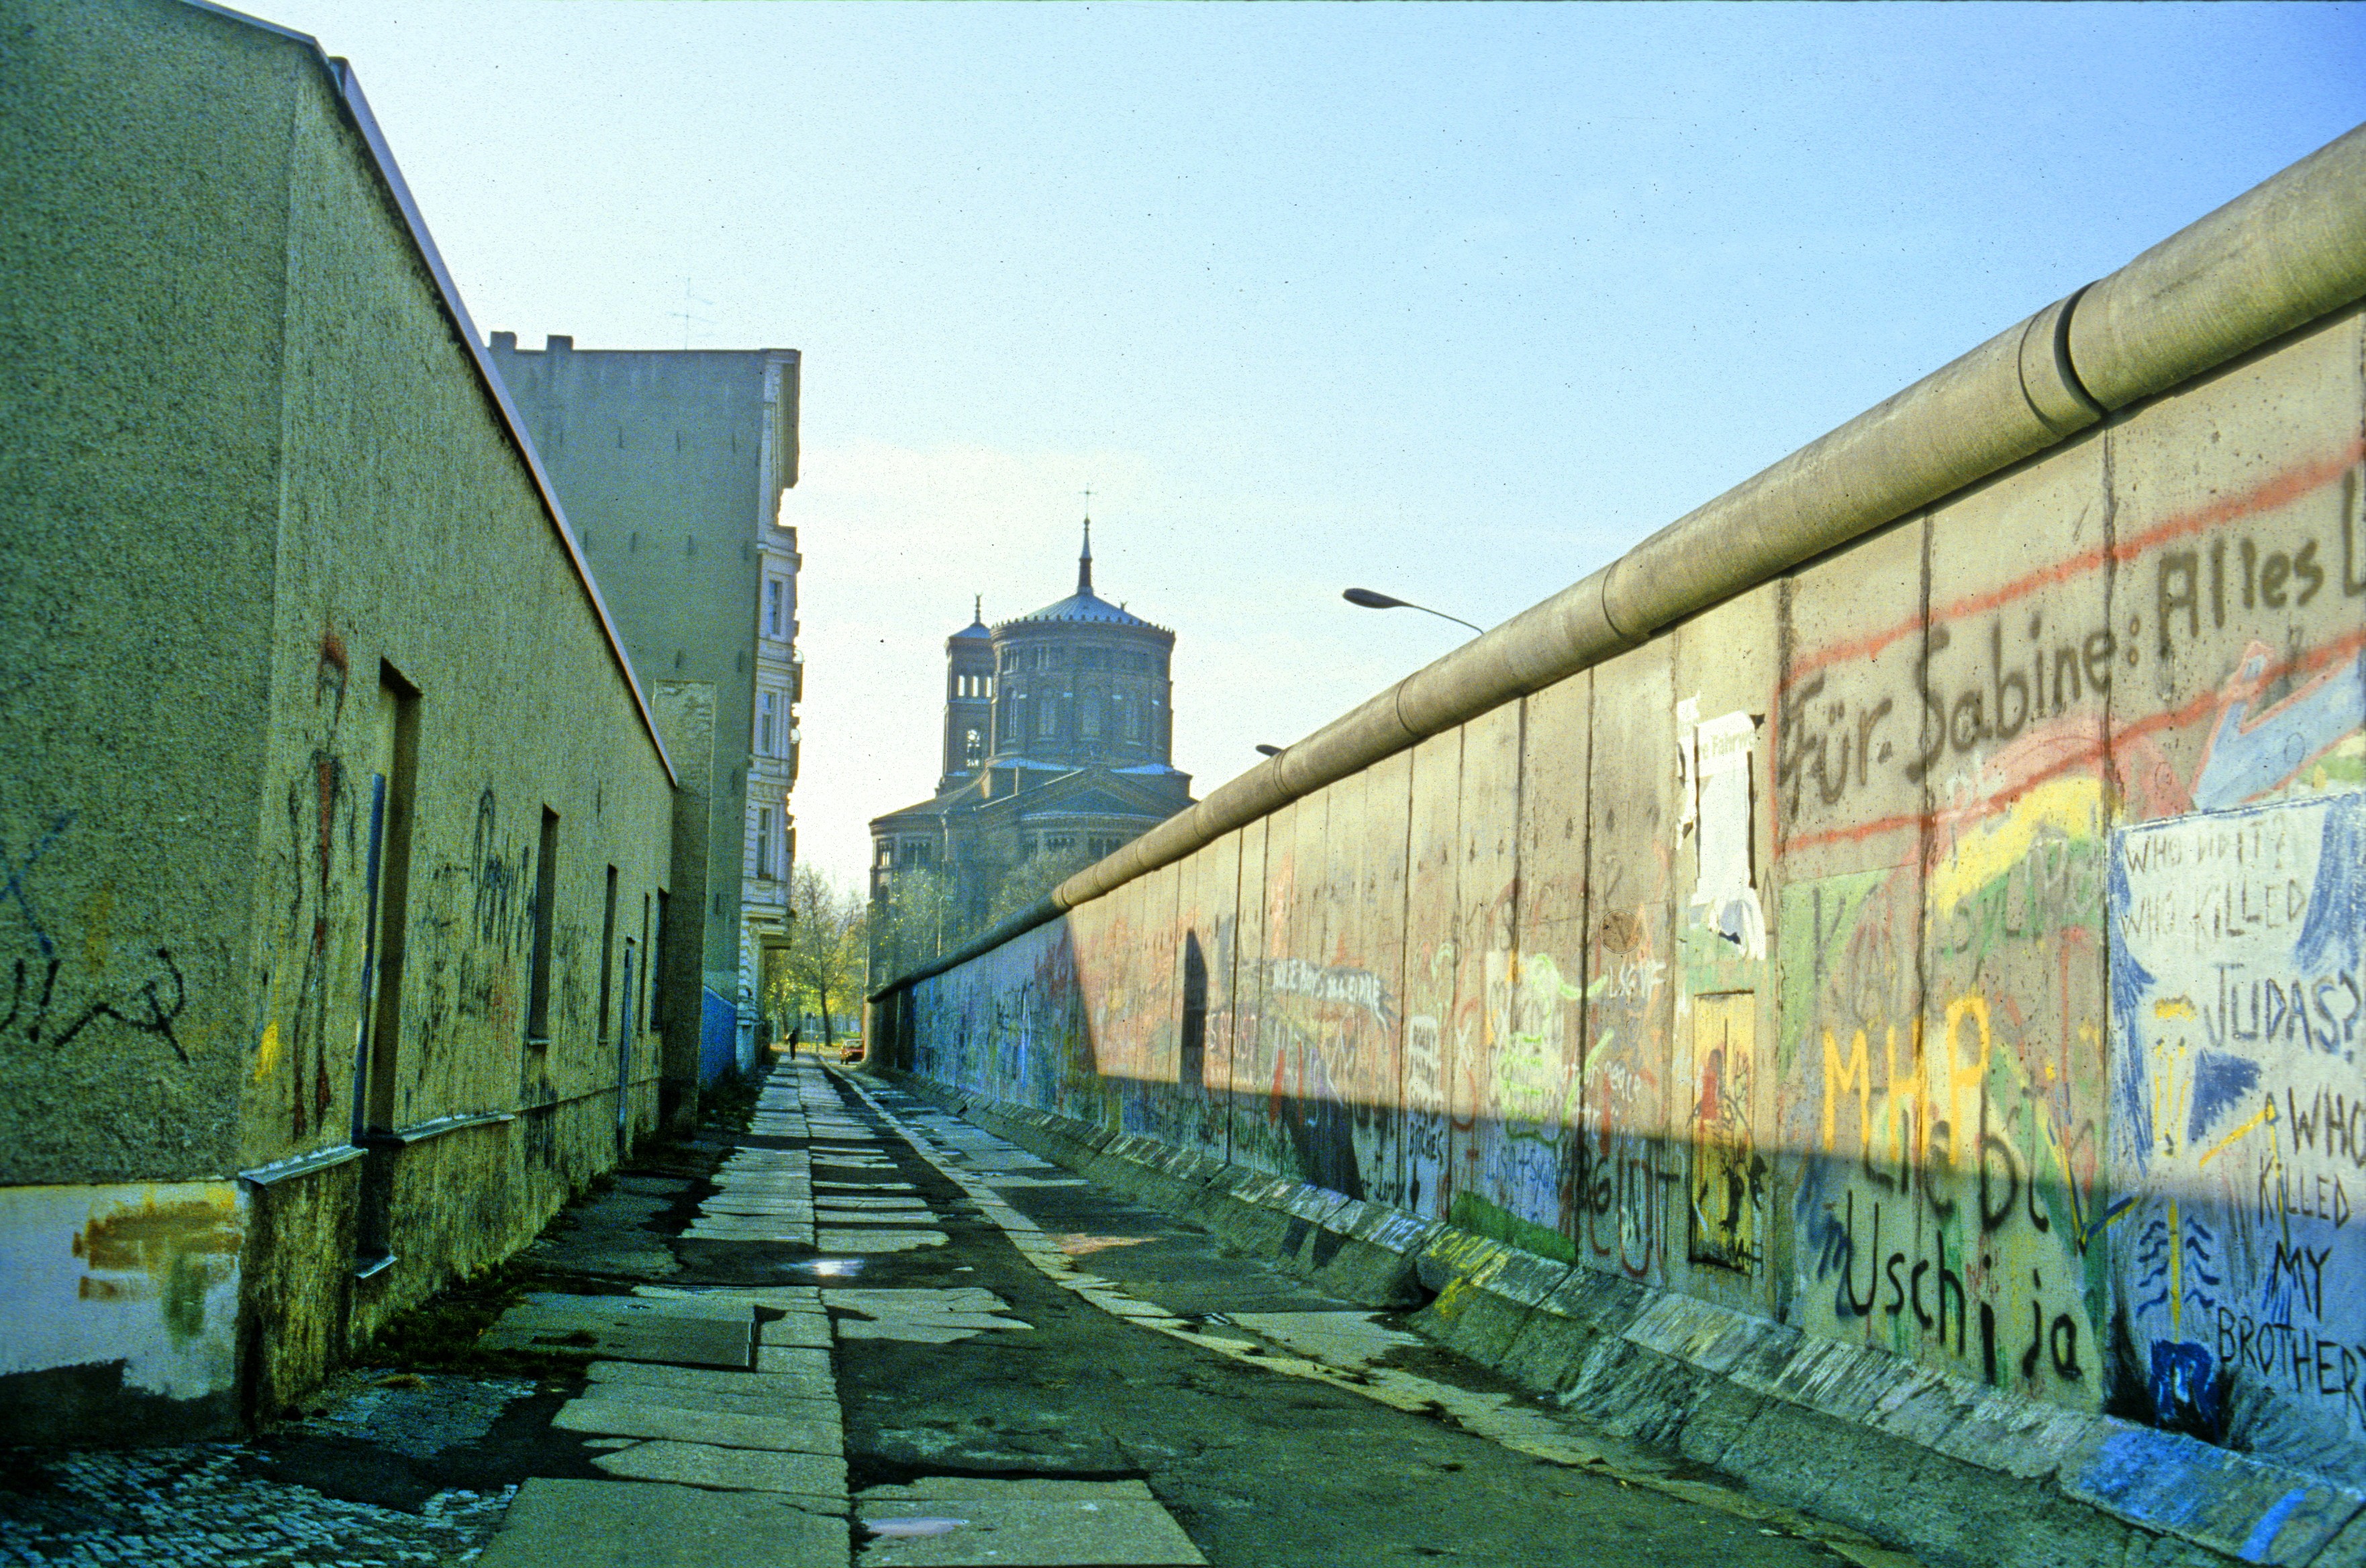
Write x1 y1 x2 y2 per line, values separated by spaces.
526 808 558 1044
1081 687 1103 737
650 889 668 1031
963 728 983 768
755 807 773 880
758 691 777 755
1036 698 1056 737
877 840 893 869
765 578 787 638
597 865 619 1046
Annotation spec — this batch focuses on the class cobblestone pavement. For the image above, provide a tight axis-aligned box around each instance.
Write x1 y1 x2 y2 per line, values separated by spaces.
0 1442 515 1566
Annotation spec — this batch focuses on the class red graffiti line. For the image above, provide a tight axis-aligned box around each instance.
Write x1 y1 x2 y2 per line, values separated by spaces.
1781 440 2365 693
1777 624 2366 856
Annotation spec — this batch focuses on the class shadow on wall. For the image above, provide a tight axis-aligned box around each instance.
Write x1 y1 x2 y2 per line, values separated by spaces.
876 798 2366 1495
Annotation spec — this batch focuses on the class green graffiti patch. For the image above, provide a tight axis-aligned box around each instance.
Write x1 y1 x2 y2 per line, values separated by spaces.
1448 1189 1577 1264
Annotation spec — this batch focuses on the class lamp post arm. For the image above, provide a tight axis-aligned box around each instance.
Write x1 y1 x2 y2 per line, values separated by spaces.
1341 587 1482 636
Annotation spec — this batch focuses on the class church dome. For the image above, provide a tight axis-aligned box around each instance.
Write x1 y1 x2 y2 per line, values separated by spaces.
1005 589 1158 630
998 516 1169 634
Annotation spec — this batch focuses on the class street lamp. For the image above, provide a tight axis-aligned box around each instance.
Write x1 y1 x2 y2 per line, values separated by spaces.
1342 587 1483 636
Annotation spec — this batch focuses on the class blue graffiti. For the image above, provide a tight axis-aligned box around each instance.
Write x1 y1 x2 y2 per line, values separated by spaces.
2190 646 2366 812
2149 1339 2220 1430
2185 1050 2263 1144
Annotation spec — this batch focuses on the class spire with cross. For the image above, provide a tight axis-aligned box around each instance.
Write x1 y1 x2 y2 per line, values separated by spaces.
1077 501 1094 596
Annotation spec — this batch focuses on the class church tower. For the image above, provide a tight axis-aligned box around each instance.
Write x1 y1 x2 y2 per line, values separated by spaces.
871 515 1194 934
938 597 995 793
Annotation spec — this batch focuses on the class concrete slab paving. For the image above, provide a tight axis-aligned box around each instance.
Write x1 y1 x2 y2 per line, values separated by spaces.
814 1208 941 1225
813 1194 935 1210
818 1228 949 1252
755 1344 839 1381
683 1223 814 1244
551 1395 842 1455
591 1438 850 1500
587 1359 830 1398
637 1284 826 1311
865 1478 1155 1502
475 1477 849 1568
577 1379 841 1422
477 1295 754 1367
854 1493 1209 1567
826 1287 1032 1345
758 1314 836 1349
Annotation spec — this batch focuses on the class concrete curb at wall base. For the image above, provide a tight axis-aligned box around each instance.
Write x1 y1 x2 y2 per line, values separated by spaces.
896 1075 2366 1568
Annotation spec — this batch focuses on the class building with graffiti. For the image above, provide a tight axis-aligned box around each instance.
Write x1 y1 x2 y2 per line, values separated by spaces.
485 335 802 1095
870 128 2366 1557
869 523 1195 948
0 0 691 1441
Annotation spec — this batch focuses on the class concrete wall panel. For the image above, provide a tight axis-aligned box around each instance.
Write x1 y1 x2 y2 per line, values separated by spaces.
1581 642 1678 1285
1401 731 1465 1221
1452 703 1526 1238
1222 816 1269 1174
1671 585 1779 1312
1348 749 1414 1209
1771 512 1934 1357
2098 305 2366 1469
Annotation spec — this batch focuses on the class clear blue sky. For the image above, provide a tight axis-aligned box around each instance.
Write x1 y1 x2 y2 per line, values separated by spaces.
252 0 2366 889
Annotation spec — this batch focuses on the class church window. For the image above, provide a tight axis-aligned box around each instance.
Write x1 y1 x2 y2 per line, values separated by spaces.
1036 698 1056 738
963 728 983 767
1081 687 1103 738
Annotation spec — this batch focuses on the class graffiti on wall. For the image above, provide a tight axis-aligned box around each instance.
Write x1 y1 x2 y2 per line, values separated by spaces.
901 418 2366 1481
2109 791 2365 1448
1 812 191 1067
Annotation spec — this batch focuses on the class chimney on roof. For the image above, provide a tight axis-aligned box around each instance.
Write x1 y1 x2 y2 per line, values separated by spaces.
547 334 573 353
489 330 516 352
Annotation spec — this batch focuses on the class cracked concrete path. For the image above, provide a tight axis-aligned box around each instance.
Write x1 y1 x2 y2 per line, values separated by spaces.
0 1057 1914 1566
816 1067 1906 1568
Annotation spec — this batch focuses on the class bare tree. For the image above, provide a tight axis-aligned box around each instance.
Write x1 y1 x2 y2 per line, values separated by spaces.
771 867 867 1052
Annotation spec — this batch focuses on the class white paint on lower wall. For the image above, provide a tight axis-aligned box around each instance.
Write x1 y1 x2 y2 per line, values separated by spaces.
0 1181 246 1401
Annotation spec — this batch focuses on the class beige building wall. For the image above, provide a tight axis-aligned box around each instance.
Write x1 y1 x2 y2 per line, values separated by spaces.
0 0 683 1441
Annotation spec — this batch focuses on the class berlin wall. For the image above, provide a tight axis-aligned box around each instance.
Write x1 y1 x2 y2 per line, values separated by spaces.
873 126 2366 1498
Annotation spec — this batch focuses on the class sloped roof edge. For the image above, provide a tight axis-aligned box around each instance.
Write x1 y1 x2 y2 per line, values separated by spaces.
182 1 678 788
